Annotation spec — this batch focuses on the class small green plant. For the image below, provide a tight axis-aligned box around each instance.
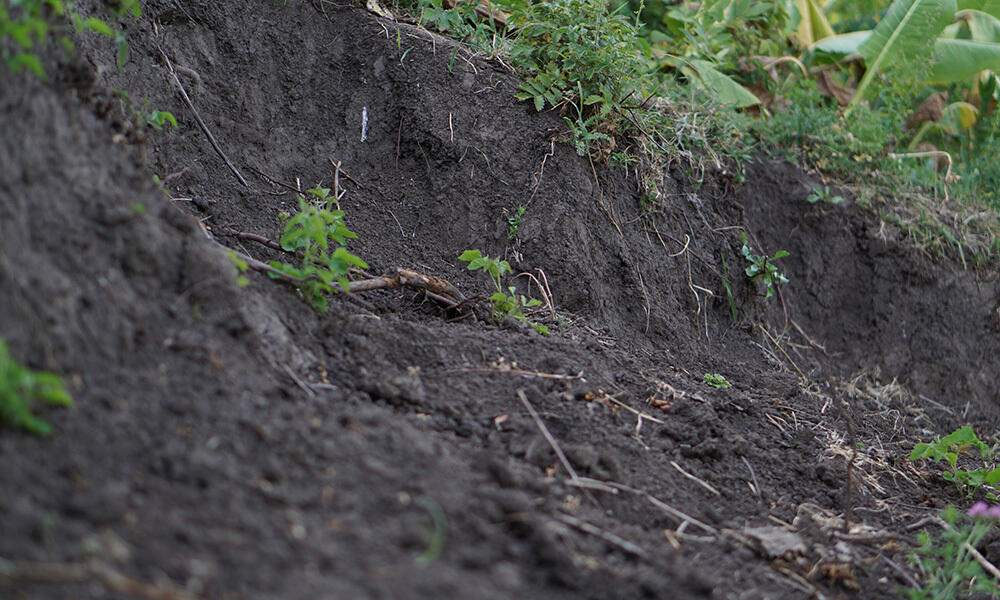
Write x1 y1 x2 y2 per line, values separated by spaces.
806 185 844 205
0 339 73 436
907 505 1000 600
0 0 141 78
146 110 177 131
740 232 789 298
506 205 526 241
458 249 549 334
703 373 731 389
268 186 368 312
911 426 1000 498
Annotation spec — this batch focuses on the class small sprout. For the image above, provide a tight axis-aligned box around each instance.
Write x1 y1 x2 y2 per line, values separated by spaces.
459 250 549 334
703 373 731 389
741 232 789 298
0 339 73 436
146 110 178 131
910 426 1000 497
806 185 844 205
507 205 526 241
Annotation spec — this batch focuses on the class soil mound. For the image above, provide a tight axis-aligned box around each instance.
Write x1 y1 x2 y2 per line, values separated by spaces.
1 3 998 600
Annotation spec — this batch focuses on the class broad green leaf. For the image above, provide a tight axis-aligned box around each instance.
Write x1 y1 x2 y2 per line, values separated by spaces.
847 0 957 115
682 58 761 107
941 100 979 131
811 30 873 55
963 8 1000 40
985 467 1000 484
930 37 1000 81
459 249 482 262
910 442 934 459
794 0 836 45
958 0 1000 19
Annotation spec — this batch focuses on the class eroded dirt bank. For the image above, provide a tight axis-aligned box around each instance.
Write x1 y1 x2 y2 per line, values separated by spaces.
1 2 998 599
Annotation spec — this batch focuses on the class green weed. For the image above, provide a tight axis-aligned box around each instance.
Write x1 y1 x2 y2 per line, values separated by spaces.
0 339 73 436
268 186 368 312
907 505 1000 600
807 185 844 205
911 426 1000 499
458 249 549 334
740 232 788 299
146 110 177 131
0 0 141 78
703 373 731 389
506 204 526 241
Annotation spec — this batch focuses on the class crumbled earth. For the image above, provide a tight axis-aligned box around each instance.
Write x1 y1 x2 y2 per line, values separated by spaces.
1 2 998 599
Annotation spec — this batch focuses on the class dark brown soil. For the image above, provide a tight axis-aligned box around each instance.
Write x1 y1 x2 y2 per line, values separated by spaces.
1 2 998 599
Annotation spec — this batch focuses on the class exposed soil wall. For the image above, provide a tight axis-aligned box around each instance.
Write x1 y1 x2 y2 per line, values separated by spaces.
1 3 998 600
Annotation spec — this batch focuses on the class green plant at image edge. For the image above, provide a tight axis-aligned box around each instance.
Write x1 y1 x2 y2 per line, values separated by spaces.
0 339 73 436
911 426 1000 498
906 506 1000 600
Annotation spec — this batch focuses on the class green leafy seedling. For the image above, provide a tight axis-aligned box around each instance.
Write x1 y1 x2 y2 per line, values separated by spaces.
911 426 1000 497
507 205 526 241
268 186 368 312
0 340 73 436
459 249 549 334
806 185 844 205
146 110 178 131
704 373 731 389
741 232 789 298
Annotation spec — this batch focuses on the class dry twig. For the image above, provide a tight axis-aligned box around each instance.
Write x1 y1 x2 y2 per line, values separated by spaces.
158 48 249 188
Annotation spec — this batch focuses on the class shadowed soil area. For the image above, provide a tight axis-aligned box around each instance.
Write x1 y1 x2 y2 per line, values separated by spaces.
1 2 998 599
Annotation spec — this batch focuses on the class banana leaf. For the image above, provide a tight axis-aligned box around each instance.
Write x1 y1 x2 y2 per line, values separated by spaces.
846 0 957 115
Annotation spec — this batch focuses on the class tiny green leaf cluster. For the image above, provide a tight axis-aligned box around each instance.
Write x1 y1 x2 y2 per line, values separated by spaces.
806 185 844 205
506 204 526 241
907 506 999 600
911 426 1000 498
458 249 548 334
741 232 788 299
146 110 178 131
0 339 73 436
703 373 731 389
269 186 368 312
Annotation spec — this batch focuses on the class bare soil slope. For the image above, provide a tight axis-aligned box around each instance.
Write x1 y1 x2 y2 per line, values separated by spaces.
1 3 998 599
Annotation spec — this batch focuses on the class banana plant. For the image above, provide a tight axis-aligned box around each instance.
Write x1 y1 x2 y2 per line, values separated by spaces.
845 0 957 117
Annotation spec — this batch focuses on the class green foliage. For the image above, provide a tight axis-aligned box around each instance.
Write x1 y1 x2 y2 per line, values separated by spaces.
740 232 789 298
146 110 177 131
807 185 845 204
0 339 73 436
506 204 526 241
0 0 141 78
703 373 732 388
458 249 549 333
268 186 368 312
911 426 1000 496
651 0 791 105
510 0 653 116
907 506 999 600
846 0 955 116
